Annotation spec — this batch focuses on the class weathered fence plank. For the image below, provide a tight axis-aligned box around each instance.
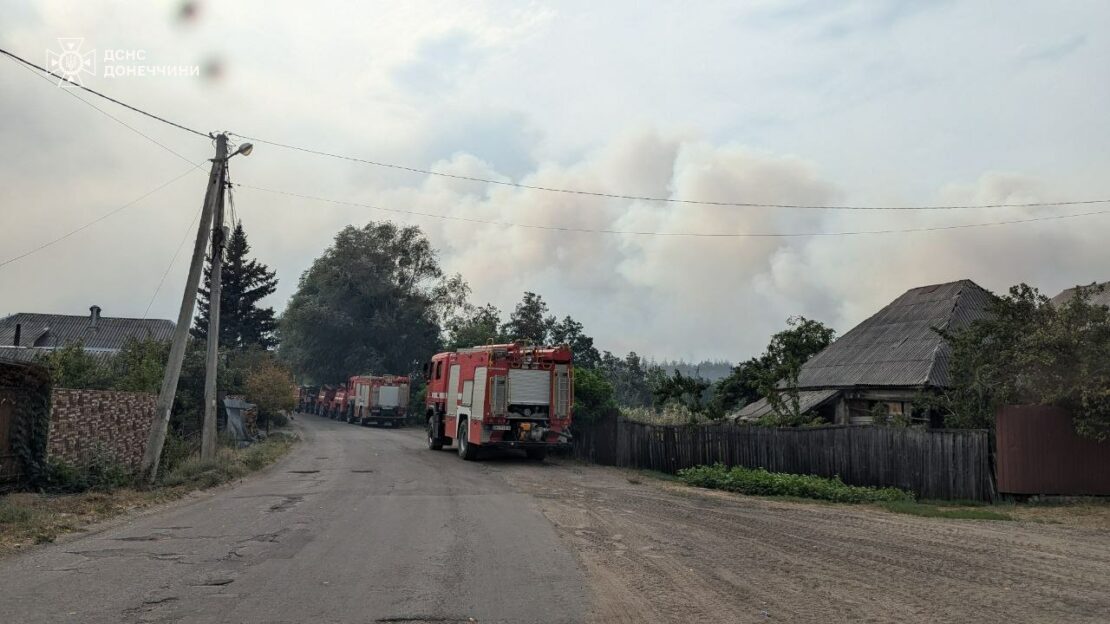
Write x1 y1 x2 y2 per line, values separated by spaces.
571 420 994 501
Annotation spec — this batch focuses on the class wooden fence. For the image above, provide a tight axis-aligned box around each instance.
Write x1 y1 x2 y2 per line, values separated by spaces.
571 419 996 501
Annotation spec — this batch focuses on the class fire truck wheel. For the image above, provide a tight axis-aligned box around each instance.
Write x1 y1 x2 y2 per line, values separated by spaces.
525 448 547 461
457 420 478 461
427 416 443 450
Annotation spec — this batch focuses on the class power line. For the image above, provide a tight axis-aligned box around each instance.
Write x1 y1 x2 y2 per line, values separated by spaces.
3 45 1104 212
10 56 198 166
0 46 209 138
0 164 204 270
234 183 1110 238
230 133 1110 212
143 202 205 320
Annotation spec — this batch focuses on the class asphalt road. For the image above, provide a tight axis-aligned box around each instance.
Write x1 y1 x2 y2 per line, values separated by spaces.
0 416 588 624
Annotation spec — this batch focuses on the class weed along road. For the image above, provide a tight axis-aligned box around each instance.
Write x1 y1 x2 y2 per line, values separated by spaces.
5 416 1110 623
0 416 588 624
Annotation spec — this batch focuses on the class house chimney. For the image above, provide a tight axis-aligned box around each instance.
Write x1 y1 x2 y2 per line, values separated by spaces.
13 323 20 347
89 305 102 331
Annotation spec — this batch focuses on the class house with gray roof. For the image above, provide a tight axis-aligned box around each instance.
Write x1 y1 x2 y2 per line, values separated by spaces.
1050 281 1110 309
736 279 995 426
0 305 174 363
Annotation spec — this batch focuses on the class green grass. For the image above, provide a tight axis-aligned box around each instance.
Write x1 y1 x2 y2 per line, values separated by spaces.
159 433 296 487
0 503 36 525
881 500 1012 520
677 463 913 504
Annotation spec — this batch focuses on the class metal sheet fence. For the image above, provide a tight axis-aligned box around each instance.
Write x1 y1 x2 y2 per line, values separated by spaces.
571 419 995 501
996 405 1110 496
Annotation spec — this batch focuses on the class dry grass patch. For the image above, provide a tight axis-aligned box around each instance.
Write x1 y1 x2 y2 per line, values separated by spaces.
0 432 297 556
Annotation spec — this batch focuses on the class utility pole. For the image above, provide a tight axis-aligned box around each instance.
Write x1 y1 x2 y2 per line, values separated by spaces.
201 162 228 460
141 133 228 483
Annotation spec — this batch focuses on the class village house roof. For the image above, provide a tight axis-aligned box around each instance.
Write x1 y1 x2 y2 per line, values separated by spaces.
1050 282 1110 309
735 279 994 420
0 306 174 362
795 279 994 389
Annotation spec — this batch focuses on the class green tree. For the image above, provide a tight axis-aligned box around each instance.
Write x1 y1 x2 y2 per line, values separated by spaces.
711 316 835 422
652 370 712 414
106 337 169 392
34 341 108 389
279 222 462 383
571 367 618 424
502 292 553 344
549 315 601 368
245 358 296 431
941 283 1110 440
192 222 279 350
598 351 658 407
445 303 504 349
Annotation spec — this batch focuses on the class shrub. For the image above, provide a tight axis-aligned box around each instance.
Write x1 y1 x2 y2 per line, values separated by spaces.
37 448 134 494
0 502 36 525
677 463 913 503
158 431 200 476
159 450 247 488
158 434 295 487
245 359 296 431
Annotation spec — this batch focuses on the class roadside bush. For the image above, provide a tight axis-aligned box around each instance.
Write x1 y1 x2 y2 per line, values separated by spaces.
0 502 36 525
159 450 248 488
37 449 134 494
158 431 200 476
677 463 913 503
159 434 296 487
241 432 296 471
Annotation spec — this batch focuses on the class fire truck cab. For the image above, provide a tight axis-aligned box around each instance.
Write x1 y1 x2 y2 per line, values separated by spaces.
424 343 573 461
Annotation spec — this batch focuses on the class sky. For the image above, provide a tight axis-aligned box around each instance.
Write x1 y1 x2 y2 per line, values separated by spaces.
1 0 1108 362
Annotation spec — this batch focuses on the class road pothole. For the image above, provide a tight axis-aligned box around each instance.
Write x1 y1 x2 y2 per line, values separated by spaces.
190 578 235 587
269 495 305 512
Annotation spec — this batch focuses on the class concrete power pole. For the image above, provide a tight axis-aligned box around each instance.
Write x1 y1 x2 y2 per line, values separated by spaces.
201 162 229 460
141 133 229 482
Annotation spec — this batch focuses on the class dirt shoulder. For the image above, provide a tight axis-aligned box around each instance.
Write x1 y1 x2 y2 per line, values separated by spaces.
500 461 1110 624
0 431 297 556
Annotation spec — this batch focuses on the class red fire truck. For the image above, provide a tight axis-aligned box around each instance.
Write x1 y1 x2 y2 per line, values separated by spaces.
424 343 573 461
315 385 337 417
331 386 351 420
348 374 411 426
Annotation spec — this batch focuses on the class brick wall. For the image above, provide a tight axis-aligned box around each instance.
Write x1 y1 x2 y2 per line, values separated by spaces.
47 388 155 470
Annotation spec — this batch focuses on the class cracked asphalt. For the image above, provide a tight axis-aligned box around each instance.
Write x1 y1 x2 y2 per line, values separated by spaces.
0 416 587 624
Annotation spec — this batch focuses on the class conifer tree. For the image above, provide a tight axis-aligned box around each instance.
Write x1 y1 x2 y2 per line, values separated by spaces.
192 222 278 349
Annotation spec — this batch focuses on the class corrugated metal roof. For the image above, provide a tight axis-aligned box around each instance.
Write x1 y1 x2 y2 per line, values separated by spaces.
1050 282 1110 309
735 388 841 420
0 311 173 351
796 279 994 389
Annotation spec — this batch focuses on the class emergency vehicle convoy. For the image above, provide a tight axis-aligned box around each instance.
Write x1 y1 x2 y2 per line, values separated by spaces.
304 376 412 426
347 374 411 426
424 343 573 461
